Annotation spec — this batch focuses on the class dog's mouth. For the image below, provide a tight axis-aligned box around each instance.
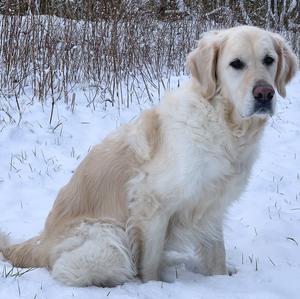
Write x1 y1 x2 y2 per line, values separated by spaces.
241 105 273 119
250 98 274 117
253 106 273 116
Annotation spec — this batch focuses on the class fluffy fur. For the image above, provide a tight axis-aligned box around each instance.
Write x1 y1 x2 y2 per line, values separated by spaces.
0 26 297 287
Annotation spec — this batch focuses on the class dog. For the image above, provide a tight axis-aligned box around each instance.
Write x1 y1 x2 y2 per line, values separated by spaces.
0 26 297 287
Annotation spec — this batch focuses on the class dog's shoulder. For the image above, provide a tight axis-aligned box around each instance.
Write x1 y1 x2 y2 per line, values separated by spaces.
126 108 162 162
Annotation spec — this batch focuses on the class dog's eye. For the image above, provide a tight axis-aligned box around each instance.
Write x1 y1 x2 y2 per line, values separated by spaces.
263 55 274 66
229 59 245 70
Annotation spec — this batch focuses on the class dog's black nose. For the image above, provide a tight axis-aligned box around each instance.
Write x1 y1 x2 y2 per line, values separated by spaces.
253 83 275 102
252 82 275 114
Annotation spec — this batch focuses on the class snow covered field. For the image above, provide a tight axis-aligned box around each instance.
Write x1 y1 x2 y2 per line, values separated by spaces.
0 73 299 299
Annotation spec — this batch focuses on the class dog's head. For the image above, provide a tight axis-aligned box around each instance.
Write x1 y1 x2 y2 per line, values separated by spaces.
187 26 298 119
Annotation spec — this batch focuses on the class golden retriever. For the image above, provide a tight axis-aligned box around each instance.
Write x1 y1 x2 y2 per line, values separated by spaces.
0 26 297 287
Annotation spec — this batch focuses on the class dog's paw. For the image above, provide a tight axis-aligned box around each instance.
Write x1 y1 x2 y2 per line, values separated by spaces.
227 264 238 276
159 266 176 283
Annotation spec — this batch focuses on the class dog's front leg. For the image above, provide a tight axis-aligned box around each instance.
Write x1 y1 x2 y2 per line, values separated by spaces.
139 213 169 281
128 194 169 282
197 236 228 276
196 214 237 276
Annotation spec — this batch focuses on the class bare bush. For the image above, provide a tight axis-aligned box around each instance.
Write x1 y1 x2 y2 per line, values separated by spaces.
0 1 299 125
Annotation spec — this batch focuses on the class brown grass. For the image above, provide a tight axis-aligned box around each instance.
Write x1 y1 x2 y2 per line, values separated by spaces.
0 3 299 124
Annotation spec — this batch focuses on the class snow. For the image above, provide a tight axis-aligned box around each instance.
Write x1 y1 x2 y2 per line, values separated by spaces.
0 73 300 299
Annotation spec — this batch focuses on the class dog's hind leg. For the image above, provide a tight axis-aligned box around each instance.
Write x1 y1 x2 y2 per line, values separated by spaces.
50 219 136 287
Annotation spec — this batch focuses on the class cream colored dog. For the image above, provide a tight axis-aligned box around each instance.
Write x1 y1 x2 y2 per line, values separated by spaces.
0 26 297 287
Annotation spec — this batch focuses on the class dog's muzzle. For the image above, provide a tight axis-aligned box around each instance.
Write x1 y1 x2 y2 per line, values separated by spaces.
252 81 275 115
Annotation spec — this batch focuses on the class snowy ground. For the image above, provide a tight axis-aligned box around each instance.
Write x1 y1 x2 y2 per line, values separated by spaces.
0 73 299 299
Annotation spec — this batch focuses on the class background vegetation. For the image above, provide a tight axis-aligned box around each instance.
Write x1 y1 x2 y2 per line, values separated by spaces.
0 0 299 124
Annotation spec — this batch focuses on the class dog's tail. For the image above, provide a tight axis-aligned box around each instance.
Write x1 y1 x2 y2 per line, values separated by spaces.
0 230 49 268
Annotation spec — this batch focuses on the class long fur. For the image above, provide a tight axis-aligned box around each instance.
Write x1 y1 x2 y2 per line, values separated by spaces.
0 26 297 287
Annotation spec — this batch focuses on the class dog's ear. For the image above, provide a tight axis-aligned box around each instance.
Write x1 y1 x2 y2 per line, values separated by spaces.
186 31 223 99
272 33 298 98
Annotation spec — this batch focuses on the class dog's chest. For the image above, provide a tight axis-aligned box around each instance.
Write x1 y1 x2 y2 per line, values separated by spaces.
167 121 258 205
